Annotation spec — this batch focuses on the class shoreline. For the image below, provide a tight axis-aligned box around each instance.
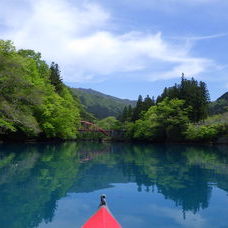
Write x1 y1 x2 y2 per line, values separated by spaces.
0 137 228 145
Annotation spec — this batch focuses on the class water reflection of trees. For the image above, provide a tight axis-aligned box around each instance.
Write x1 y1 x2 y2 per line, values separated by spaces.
0 143 228 227
115 144 228 214
0 143 80 228
74 143 228 214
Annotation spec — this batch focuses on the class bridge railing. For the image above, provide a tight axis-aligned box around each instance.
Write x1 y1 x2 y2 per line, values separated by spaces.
79 121 126 137
79 121 111 136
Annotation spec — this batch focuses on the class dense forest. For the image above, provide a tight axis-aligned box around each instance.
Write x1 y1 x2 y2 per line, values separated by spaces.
0 39 227 143
0 40 80 140
118 77 228 143
77 77 228 143
209 92 228 115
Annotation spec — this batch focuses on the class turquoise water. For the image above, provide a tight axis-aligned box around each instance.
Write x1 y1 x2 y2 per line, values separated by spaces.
0 142 228 228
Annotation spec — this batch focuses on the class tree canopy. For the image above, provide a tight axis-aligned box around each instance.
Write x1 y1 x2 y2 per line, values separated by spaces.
127 98 191 142
157 76 210 122
0 40 80 140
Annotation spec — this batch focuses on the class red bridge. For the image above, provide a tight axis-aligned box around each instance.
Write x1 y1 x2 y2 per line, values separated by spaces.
79 121 111 136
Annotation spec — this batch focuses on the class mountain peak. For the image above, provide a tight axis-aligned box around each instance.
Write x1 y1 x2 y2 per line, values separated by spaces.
217 92 228 101
71 88 136 119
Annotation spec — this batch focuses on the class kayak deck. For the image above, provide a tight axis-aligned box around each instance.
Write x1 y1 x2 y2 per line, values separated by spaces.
82 205 122 228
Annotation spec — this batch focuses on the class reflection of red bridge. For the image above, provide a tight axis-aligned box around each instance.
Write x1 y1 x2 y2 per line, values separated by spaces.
79 121 111 136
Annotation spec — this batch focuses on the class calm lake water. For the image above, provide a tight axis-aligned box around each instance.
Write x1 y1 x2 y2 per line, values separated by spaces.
0 142 228 228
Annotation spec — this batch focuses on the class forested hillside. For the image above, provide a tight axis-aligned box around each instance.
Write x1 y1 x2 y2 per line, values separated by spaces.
0 39 227 143
0 40 80 140
119 77 228 143
71 88 136 119
209 92 228 115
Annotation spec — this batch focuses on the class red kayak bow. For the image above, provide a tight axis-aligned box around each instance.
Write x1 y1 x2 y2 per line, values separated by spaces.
82 195 122 228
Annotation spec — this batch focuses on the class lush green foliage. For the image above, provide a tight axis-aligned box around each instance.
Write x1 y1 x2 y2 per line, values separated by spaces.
71 88 136 119
0 40 80 140
203 112 228 125
126 98 191 142
119 76 228 143
185 124 223 142
157 76 210 122
209 92 228 115
185 112 228 142
35 87 80 138
1 39 226 143
120 95 155 122
120 76 211 129
49 62 63 93
125 98 228 143
96 116 121 130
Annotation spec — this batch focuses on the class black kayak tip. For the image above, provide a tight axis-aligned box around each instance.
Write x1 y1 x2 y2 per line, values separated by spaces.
100 194 107 206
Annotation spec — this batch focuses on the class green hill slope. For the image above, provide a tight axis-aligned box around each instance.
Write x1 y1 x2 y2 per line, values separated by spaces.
209 92 228 115
218 92 228 100
0 40 80 140
71 88 136 119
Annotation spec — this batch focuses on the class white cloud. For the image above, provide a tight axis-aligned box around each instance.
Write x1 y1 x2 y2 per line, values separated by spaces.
0 0 218 83
171 33 228 41
149 204 206 228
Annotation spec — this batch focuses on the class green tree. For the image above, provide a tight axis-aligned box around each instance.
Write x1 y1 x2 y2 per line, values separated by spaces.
157 76 210 122
119 105 134 122
49 62 63 93
131 98 191 141
0 40 80 140
96 116 120 130
127 105 133 121
120 106 128 122
132 95 144 121
142 95 155 113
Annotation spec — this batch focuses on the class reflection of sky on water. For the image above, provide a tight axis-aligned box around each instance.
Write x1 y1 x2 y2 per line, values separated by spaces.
1 142 228 228
38 184 228 228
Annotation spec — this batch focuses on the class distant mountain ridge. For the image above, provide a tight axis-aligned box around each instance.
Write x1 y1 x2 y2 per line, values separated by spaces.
71 88 136 119
217 92 228 101
209 92 228 115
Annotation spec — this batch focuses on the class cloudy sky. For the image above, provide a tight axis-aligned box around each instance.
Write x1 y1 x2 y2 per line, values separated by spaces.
0 0 228 100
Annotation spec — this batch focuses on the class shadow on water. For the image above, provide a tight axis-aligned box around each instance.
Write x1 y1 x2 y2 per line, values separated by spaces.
0 142 228 227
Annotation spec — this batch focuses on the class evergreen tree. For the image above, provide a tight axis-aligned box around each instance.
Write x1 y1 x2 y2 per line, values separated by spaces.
119 105 134 122
157 76 210 122
132 95 143 121
156 95 162 104
143 95 155 111
127 105 133 121
120 106 128 122
49 62 63 93
198 81 210 120
120 95 155 122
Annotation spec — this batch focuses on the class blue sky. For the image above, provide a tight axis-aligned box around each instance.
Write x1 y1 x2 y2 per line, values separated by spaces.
0 0 228 100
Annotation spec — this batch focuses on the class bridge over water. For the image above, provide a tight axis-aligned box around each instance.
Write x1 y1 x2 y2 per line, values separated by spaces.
79 121 125 137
